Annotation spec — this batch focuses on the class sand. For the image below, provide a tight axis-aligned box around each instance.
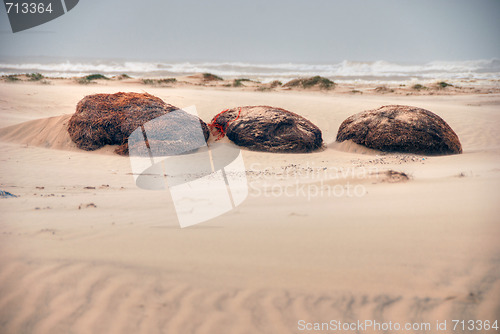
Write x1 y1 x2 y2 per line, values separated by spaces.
0 80 499 333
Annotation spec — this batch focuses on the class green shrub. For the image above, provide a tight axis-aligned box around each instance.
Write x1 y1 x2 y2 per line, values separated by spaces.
202 73 223 81
232 78 253 87
142 79 156 85
85 74 109 80
437 81 452 88
75 77 94 85
27 73 44 81
283 78 301 87
116 74 131 80
284 76 335 90
142 78 176 86
4 75 20 82
302 76 334 89
375 86 394 93
256 86 271 92
412 84 426 90
158 78 176 84
270 80 282 88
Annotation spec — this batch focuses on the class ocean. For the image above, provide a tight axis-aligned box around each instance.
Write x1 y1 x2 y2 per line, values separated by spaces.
1 58 499 84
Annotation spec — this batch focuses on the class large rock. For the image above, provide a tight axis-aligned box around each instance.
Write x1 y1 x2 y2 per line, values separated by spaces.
336 105 462 155
68 92 209 155
209 106 323 153
125 110 211 157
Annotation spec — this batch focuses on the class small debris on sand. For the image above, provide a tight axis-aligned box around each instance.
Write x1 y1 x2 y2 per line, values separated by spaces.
0 190 17 198
78 203 97 209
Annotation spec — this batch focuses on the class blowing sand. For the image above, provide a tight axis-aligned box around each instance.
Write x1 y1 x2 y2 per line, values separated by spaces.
0 80 499 333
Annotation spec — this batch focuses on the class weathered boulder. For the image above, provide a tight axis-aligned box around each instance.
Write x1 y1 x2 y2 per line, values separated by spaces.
125 110 211 157
209 106 323 153
336 105 462 155
68 92 209 155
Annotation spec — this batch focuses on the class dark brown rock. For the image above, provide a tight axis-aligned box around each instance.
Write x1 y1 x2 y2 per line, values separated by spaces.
68 92 209 155
125 110 211 156
336 105 462 155
209 106 323 153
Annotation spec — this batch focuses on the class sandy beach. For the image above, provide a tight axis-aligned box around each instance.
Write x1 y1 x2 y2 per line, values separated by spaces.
0 78 499 333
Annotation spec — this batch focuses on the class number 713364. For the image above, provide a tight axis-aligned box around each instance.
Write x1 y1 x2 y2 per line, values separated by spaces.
5 2 54 14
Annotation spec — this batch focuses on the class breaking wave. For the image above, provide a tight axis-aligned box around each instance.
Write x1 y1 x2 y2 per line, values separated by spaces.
1 58 499 82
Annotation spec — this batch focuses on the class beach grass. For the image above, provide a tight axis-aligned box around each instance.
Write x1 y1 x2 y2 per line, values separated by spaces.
117 74 131 80
4 75 20 82
85 74 110 81
437 81 453 88
284 76 335 90
412 84 426 90
270 80 282 88
203 73 223 81
142 78 177 86
27 73 44 81
75 77 94 85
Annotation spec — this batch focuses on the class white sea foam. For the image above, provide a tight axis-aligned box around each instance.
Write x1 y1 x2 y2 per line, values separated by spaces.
1 59 499 83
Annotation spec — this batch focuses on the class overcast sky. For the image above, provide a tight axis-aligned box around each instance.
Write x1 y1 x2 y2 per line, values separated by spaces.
1 0 499 63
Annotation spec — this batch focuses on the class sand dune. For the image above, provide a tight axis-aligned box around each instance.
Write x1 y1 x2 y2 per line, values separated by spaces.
0 114 124 155
0 82 499 333
0 114 76 150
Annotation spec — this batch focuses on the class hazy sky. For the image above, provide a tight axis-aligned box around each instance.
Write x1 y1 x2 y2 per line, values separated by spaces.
1 0 499 63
